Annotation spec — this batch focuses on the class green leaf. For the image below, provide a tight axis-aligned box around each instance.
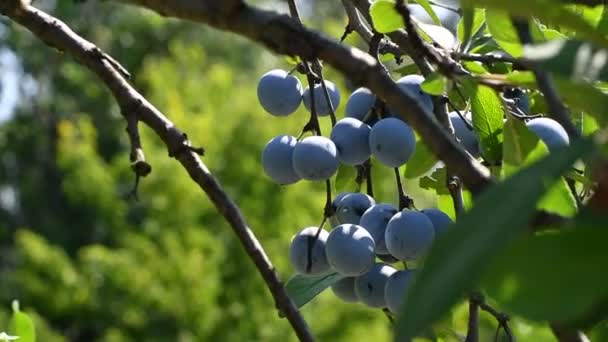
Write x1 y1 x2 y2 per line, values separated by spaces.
523 39 608 83
486 10 523 57
370 0 403 33
284 273 343 309
461 0 608 50
414 0 440 25
403 136 437 179
394 138 595 341
469 84 505 164
553 78 608 127
419 167 448 194
502 116 577 217
420 72 447 95
335 164 358 192
482 224 608 322
9 301 35 342
458 8 485 51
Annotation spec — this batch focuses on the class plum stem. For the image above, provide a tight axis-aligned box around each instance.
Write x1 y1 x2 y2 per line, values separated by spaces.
394 167 414 210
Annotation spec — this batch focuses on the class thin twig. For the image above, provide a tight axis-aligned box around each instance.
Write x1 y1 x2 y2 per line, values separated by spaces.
465 298 479 342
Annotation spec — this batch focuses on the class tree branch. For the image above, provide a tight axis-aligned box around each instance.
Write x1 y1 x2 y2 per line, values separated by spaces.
0 2 315 341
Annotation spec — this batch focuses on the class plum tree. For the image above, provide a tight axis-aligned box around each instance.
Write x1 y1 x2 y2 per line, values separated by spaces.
526 117 570 151
449 111 481 158
330 118 372 166
289 227 331 276
369 118 417 167
359 203 398 255
333 192 376 225
325 224 376 276
345 87 376 121
261 135 301 185
407 4 460 34
385 209 435 261
257 69 303 116
302 80 341 116
292 136 340 180
354 263 397 308
421 208 453 235
331 277 359 303
384 270 416 314
389 75 433 116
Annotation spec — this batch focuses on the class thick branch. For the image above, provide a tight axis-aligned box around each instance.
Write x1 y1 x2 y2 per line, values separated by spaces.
0 2 314 341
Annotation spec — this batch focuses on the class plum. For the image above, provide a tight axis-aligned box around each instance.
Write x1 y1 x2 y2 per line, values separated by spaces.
389 75 433 117
302 80 341 116
330 118 372 166
354 263 397 308
385 209 435 261
261 135 300 184
331 276 359 303
345 87 376 121
333 193 376 225
421 208 453 235
292 136 340 181
326 224 376 276
359 203 398 255
257 69 303 116
384 269 416 314
526 117 570 151
289 227 331 276
369 118 417 167
448 111 481 158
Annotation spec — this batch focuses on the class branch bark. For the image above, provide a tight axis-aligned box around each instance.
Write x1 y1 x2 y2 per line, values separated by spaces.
0 2 315 341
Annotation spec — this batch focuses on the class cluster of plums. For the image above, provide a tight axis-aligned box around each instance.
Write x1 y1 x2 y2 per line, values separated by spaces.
256 64 570 313
289 192 453 312
258 69 435 184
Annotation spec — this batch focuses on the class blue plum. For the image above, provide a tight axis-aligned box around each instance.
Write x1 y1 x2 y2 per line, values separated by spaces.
385 209 435 261
302 80 341 116
384 269 416 314
389 74 434 117
354 263 397 308
292 136 340 181
359 203 398 255
331 277 359 303
369 118 417 167
526 117 570 151
333 192 376 225
326 224 376 276
449 111 481 158
345 87 376 121
257 69 303 116
289 227 331 276
330 118 372 166
421 208 453 235
261 135 300 185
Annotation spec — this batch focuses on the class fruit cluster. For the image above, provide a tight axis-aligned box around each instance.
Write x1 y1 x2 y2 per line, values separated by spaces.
259 70 433 184
289 193 452 313
257 68 455 313
256 66 570 314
